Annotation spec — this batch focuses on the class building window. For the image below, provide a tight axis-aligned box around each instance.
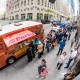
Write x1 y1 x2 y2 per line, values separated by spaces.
21 1 23 6
27 8 29 10
27 13 33 20
31 0 33 4
41 9 43 11
15 15 18 20
42 0 43 5
50 3 51 8
24 0 26 6
18 3 19 8
31 7 33 10
37 13 43 20
37 0 40 5
12 16 14 20
24 9 26 11
44 14 48 20
37 8 39 10
21 14 25 20
28 0 30 5
52 4 53 9
48 2 49 8
45 1 46 7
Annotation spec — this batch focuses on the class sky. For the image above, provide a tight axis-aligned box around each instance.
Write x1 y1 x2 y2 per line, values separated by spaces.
74 0 78 15
0 0 6 15
0 0 78 15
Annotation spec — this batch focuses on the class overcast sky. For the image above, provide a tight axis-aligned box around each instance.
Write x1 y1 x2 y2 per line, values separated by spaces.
0 0 6 15
0 0 78 15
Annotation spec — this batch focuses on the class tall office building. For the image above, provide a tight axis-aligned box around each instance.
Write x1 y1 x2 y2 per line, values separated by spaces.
77 0 80 15
68 0 75 17
6 0 69 21
77 0 80 38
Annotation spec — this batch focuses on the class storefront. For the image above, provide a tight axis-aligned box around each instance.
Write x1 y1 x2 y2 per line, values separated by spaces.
27 13 33 20
44 14 48 20
21 14 25 20
37 13 43 20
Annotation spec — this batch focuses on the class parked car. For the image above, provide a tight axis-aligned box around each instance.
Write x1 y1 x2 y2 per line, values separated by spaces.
41 19 50 24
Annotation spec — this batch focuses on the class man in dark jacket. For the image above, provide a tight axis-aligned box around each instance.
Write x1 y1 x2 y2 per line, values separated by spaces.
30 41 36 58
57 39 65 56
58 32 64 43
27 47 33 62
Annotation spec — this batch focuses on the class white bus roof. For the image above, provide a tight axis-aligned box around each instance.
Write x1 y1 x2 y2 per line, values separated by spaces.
0 21 42 35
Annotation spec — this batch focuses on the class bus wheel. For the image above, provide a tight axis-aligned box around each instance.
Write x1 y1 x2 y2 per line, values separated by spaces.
7 57 16 65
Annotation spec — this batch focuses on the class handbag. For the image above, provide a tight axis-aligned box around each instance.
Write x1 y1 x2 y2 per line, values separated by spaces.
40 68 48 77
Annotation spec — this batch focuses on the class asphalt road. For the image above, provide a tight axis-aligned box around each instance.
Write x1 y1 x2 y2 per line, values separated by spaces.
0 22 80 80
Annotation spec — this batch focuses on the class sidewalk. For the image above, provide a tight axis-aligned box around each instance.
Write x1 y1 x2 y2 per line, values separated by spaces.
0 31 79 80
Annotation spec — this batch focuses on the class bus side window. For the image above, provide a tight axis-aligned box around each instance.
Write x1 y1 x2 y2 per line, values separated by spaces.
41 29 44 33
36 30 40 35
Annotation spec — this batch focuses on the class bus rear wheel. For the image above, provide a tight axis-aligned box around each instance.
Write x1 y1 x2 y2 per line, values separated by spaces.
7 57 16 65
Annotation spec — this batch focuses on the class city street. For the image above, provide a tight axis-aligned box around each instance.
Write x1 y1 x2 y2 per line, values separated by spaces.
0 0 80 79
0 22 79 80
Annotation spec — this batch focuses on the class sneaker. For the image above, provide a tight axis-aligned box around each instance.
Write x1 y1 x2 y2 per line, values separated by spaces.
41 77 45 79
36 75 39 78
64 67 68 68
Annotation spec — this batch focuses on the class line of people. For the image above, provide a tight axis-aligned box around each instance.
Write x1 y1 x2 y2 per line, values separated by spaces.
26 22 79 79
36 24 79 79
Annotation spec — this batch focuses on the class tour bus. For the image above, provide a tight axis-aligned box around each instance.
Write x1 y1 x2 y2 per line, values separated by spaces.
0 21 44 68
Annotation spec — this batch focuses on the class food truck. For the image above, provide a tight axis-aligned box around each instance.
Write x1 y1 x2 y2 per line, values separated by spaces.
0 21 44 68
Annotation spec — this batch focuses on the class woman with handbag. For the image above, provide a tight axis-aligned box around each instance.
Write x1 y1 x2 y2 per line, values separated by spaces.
36 59 48 79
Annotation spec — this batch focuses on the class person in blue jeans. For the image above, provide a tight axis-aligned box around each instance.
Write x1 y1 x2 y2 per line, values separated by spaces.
65 47 78 68
57 39 65 56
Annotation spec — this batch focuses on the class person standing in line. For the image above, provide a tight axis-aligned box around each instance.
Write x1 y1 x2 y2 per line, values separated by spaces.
34 38 40 51
68 32 71 40
37 42 43 59
65 47 78 68
71 38 75 47
57 52 67 70
74 30 78 42
30 41 36 58
58 31 64 43
41 39 45 52
52 35 56 49
63 32 68 41
55 31 59 44
27 46 33 62
77 42 80 50
46 41 50 52
57 39 66 56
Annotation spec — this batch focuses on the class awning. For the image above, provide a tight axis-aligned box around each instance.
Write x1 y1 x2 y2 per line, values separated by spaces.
3 30 36 47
